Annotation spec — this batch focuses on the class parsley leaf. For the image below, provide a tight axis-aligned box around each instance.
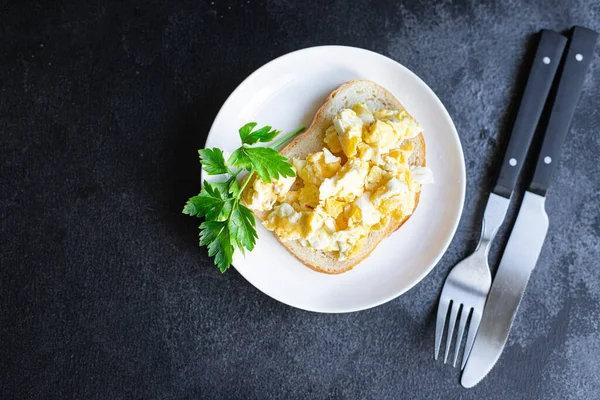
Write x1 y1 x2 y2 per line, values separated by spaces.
182 181 232 221
229 146 295 183
228 179 241 198
199 220 234 272
244 126 282 145
210 181 231 197
182 194 218 218
228 147 252 170
239 123 283 145
244 147 296 182
199 148 228 175
228 204 257 252
238 122 257 143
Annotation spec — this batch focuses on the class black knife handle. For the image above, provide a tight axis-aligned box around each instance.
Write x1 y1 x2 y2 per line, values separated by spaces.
492 30 567 199
529 27 598 196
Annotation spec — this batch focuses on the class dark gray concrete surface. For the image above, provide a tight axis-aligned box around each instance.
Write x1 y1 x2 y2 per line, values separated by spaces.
1 1 599 398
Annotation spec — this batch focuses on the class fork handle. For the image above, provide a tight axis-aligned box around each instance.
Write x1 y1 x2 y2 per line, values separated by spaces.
492 30 566 199
477 193 510 257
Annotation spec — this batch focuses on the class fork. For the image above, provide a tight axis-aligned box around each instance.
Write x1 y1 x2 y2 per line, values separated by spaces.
434 29 567 369
434 193 508 367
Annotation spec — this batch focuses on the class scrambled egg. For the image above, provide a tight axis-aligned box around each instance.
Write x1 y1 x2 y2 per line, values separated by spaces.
323 126 343 154
333 109 363 157
263 204 305 240
293 148 341 186
319 158 369 202
245 103 434 260
245 170 296 212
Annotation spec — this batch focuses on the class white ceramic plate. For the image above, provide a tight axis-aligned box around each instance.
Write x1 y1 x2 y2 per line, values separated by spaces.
205 46 465 313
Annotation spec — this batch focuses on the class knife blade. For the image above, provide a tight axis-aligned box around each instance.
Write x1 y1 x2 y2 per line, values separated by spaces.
461 26 598 388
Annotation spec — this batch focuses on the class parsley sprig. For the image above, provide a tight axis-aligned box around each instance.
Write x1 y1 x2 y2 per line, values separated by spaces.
183 123 304 272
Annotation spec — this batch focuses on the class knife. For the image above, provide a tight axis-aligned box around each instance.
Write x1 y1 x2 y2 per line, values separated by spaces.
461 26 598 388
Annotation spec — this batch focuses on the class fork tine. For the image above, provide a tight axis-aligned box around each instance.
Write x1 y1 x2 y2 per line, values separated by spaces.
434 298 451 360
452 306 472 367
444 302 460 364
461 310 482 369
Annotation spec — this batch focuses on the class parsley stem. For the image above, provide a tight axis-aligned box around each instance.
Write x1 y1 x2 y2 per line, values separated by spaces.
238 170 255 195
225 169 255 222
268 126 305 150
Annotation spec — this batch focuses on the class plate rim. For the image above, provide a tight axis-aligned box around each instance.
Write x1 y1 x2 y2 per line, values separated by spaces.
203 45 466 313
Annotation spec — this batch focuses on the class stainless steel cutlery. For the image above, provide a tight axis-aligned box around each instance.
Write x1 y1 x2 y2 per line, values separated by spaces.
461 26 598 388
435 27 598 384
435 29 567 369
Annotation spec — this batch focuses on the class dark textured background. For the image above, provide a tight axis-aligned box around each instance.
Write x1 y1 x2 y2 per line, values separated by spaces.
1 0 599 398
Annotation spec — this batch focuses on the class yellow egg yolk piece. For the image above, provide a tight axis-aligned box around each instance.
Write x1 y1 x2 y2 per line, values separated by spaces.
324 126 343 154
363 120 397 150
333 109 363 158
295 150 341 187
263 204 306 241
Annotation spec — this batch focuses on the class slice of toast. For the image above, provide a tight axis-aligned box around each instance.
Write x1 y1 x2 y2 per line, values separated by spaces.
253 80 426 274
